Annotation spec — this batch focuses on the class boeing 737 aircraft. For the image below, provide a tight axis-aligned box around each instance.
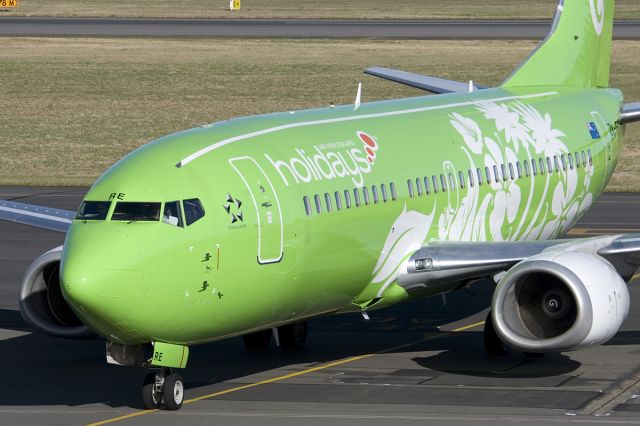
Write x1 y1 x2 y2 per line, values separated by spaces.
2 0 640 411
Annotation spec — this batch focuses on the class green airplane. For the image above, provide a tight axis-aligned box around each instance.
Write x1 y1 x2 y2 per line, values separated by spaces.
2 0 640 411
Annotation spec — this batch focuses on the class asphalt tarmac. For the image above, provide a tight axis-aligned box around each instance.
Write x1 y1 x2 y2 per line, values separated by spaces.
0 187 639 425
0 17 638 39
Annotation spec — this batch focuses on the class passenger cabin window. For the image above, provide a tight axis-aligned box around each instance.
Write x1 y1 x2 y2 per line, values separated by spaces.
363 187 370 205
76 201 110 221
324 193 333 212
372 185 379 204
493 165 500 183
539 158 546 175
163 201 183 227
390 182 397 200
485 167 491 184
476 168 483 186
588 149 593 165
415 178 422 196
303 196 312 216
468 169 474 187
516 162 522 179
508 163 515 180
334 191 342 210
183 198 205 225
353 188 361 207
381 184 388 202
407 179 414 198
575 152 580 168
344 190 352 208
112 202 161 222
432 175 439 193
458 171 465 189
523 160 530 177
440 174 447 192
314 194 322 214
423 177 431 194
554 156 560 172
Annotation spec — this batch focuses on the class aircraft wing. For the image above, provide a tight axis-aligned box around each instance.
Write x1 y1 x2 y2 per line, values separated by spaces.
395 235 640 294
620 102 640 124
0 200 73 233
364 66 486 94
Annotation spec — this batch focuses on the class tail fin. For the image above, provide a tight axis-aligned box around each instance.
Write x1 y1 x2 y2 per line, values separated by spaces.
502 0 613 88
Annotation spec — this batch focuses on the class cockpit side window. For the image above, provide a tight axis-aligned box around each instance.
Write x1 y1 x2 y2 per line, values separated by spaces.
76 201 111 221
163 201 183 227
183 198 205 226
112 202 161 222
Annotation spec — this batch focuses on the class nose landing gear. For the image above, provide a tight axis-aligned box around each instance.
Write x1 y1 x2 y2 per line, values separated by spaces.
142 368 184 410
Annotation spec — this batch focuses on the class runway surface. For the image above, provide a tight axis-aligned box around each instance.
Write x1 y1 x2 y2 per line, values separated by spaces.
1 187 640 425
0 17 639 39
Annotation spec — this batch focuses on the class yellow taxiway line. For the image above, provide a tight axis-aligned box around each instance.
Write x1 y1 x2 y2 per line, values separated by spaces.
87 320 484 426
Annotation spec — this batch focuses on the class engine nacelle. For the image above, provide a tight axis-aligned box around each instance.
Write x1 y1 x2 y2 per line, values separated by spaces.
492 251 629 353
19 246 94 339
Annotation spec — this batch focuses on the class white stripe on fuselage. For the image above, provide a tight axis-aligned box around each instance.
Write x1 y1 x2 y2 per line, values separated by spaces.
177 91 558 167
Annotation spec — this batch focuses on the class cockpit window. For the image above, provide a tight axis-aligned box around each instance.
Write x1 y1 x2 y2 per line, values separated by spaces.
76 201 111 221
183 198 205 226
112 202 161 222
163 201 183 227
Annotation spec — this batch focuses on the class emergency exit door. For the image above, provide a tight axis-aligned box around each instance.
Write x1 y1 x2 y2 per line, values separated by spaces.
229 156 284 264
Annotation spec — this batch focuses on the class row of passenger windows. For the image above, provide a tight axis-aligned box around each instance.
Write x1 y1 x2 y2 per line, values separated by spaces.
408 149 593 195
303 182 397 215
302 149 593 216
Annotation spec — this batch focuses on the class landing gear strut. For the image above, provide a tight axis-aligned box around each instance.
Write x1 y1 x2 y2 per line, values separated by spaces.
142 368 184 410
243 328 273 351
278 321 307 351
483 311 508 356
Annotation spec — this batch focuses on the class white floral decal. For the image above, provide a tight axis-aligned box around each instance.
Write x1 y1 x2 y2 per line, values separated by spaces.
369 100 596 289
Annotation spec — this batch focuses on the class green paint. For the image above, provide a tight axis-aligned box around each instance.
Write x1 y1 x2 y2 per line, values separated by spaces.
152 342 189 368
58 0 626 352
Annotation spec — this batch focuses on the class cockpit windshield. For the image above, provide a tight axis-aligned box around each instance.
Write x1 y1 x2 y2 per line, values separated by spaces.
76 201 111 221
112 202 161 222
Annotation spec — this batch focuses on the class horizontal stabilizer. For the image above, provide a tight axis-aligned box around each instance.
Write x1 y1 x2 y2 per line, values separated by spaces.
0 200 73 233
364 67 486 94
620 102 640 124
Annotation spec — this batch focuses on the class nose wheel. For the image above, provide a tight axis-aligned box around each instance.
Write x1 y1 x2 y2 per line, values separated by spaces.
142 368 184 410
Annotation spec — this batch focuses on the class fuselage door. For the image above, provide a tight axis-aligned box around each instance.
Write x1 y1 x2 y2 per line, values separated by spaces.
229 156 284 264
591 111 612 178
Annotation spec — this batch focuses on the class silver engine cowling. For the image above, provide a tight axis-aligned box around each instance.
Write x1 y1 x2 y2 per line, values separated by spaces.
492 251 629 353
19 246 94 338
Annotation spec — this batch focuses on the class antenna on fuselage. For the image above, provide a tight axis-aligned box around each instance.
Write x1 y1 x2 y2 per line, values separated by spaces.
468 80 474 93
354 82 362 111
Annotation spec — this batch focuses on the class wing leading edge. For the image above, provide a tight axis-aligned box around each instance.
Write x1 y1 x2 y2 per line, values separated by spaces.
0 200 73 233
396 235 640 294
620 102 640 124
364 66 486 94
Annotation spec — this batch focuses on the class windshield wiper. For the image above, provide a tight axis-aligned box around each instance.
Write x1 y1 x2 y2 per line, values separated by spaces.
127 216 157 224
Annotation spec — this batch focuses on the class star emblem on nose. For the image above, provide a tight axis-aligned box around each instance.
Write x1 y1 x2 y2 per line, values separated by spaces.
223 194 243 224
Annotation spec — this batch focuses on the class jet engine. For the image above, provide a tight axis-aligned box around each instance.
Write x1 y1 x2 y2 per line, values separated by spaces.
19 246 94 338
491 251 629 353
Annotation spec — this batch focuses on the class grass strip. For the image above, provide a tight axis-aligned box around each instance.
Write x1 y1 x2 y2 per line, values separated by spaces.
0 37 638 190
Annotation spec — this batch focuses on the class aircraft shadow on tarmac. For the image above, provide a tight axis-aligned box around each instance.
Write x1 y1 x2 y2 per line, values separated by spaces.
0 278 634 409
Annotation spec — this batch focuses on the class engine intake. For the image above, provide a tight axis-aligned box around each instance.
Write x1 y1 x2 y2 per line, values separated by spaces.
19 246 94 338
492 251 629 353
